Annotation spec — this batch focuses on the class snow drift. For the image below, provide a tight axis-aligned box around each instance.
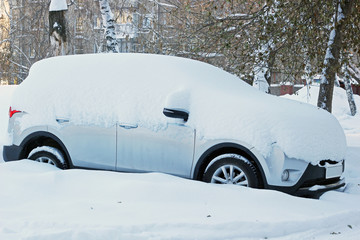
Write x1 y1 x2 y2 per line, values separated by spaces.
11 53 346 163
1 159 360 240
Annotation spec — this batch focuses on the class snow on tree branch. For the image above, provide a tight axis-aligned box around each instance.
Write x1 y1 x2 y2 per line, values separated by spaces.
149 0 176 8
348 63 360 84
49 0 68 11
215 13 254 21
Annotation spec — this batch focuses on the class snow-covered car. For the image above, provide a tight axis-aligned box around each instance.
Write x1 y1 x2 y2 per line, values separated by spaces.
3 53 346 197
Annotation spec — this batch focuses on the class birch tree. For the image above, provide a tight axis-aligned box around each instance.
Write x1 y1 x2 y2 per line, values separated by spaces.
343 61 357 116
99 0 118 53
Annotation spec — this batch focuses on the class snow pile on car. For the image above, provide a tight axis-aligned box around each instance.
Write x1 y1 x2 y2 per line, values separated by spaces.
11 53 346 163
282 85 360 135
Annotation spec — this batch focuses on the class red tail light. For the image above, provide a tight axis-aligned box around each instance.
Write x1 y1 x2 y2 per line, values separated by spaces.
9 107 22 118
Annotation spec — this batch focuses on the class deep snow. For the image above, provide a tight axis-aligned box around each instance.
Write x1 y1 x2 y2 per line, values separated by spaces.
0 84 360 240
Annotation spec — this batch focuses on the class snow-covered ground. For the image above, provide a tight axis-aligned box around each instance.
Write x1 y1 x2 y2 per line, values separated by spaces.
0 85 360 240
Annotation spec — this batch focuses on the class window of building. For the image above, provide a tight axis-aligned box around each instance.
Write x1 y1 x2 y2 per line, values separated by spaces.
29 44 36 59
122 11 133 24
74 38 84 54
93 16 101 29
115 10 133 24
76 17 84 33
77 0 85 8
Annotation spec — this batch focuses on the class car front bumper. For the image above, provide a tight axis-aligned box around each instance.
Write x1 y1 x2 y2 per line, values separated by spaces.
296 178 345 198
267 161 345 198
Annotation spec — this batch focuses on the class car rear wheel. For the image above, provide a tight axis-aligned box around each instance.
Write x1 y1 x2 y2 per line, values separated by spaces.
28 146 67 169
203 156 259 188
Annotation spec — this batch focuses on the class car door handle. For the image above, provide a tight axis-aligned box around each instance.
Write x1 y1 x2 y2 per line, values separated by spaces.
56 118 70 124
119 123 138 129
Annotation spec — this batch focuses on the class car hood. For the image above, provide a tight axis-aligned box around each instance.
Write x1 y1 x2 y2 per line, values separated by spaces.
188 83 347 164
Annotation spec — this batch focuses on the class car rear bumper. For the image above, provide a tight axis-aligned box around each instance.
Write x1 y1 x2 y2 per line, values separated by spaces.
267 161 345 198
3 144 23 162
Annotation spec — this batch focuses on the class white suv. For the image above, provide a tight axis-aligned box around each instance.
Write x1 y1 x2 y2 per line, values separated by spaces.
3 53 346 197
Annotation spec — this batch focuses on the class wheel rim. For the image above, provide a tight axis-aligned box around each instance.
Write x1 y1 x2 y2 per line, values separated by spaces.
211 164 249 186
34 157 56 166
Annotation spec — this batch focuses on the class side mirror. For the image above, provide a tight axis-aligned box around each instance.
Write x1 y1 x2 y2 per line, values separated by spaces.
163 88 190 122
163 108 189 122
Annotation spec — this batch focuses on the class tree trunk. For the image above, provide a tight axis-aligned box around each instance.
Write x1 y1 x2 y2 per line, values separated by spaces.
317 0 353 112
99 0 118 53
49 10 67 56
265 50 276 94
344 63 357 116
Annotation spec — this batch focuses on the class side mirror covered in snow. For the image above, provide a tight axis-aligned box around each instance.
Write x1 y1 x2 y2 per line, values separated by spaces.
163 108 189 122
163 88 190 122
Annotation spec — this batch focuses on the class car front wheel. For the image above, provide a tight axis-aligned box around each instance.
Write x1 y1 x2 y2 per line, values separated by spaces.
203 156 259 188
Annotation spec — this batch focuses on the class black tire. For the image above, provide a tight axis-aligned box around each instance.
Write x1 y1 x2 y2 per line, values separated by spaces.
28 148 66 169
203 156 259 188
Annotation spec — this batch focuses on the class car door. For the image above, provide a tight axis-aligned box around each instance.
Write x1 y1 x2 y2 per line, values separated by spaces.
56 120 116 170
116 122 195 178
